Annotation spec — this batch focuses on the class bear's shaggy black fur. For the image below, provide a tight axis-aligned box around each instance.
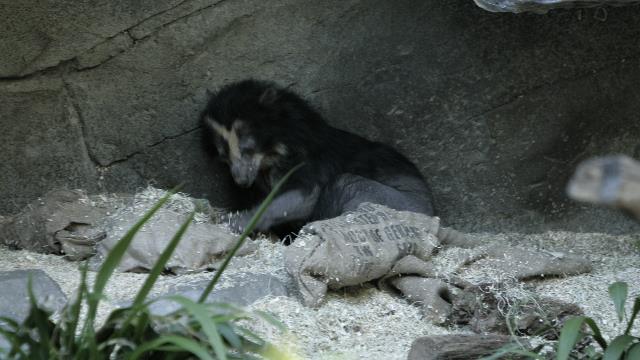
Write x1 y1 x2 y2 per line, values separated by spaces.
201 79 435 234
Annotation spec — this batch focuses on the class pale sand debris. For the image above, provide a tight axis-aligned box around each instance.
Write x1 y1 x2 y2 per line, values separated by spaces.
0 224 638 359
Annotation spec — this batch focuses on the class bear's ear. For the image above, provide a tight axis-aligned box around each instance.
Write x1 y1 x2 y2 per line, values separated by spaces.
205 88 216 97
259 87 279 105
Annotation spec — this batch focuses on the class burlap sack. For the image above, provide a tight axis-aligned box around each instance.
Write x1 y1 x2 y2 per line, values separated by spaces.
285 202 592 327
0 189 108 254
284 203 441 307
96 208 256 274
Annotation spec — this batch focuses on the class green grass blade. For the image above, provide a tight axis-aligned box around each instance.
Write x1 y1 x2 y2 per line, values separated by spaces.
26 274 52 356
127 335 215 360
217 323 242 349
166 296 227 360
117 212 195 335
557 316 589 360
0 327 18 346
92 188 176 299
207 302 246 314
603 335 635 360
584 317 609 350
81 188 177 353
133 309 153 342
626 343 640 360
63 265 87 355
0 316 20 330
132 212 194 308
234 326 265 346
198 163 303 303
609 282 629 322
0 327 27 358
253 310 286 332
625 297 640 335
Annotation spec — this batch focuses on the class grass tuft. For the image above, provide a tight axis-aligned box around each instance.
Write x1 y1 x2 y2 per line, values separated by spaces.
0 166 302 359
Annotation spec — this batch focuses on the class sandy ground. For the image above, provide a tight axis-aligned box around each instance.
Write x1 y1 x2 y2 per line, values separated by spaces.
0 229 638 359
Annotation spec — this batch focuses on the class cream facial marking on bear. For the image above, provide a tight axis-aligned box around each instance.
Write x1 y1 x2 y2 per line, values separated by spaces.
208 117 240 160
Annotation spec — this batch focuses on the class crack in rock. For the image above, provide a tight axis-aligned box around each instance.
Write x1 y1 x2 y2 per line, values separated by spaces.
100 126 202 168
0 0 228 79
129 0 228 40
61 80 102 168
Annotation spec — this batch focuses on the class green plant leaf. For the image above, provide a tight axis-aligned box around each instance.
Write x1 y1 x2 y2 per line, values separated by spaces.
166 296 228 360
198 163 303 303
626 343 640 360
217 322 242 349
132 212 194 308
0 327 28 358
127 335 215 360
625 296 640 335
234 327 266 347
0 327 18 346
25 274 53 358
80 188 177 349
558 316 594 360
603 335 635 360
0 316 20 330
116 212 195 336
92 188 176 299
61 265 88 356
253 310 286 332
208 302 246 316
585 317 608 349
609 282 629 322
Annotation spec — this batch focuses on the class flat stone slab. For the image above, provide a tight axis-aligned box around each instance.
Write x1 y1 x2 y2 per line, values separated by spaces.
148 273 289 316
0 269 67 322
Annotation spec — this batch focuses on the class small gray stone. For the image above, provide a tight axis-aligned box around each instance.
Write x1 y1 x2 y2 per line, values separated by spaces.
0 270 67 323
148 273 289 316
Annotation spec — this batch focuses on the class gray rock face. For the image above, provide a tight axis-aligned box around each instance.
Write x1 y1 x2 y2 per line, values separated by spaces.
147 273 289 316
0 0 184 77
0 78 98 215
0 270 67 323
2 1 640 234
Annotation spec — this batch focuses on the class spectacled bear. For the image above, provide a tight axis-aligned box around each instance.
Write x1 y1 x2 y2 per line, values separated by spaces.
201 79 435 235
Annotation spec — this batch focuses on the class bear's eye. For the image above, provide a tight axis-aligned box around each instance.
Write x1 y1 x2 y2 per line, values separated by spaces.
239 137 257 155
214 140 227 157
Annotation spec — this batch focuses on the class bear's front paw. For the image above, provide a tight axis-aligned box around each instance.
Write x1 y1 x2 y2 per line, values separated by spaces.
220 211 254 234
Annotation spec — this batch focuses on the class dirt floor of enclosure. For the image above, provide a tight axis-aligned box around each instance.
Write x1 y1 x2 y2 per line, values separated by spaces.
0 230 638 359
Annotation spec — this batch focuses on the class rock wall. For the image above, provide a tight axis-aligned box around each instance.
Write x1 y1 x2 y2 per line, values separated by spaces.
2 0 640 233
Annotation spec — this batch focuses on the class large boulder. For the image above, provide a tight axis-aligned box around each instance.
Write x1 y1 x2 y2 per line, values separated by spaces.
0 270 67 323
